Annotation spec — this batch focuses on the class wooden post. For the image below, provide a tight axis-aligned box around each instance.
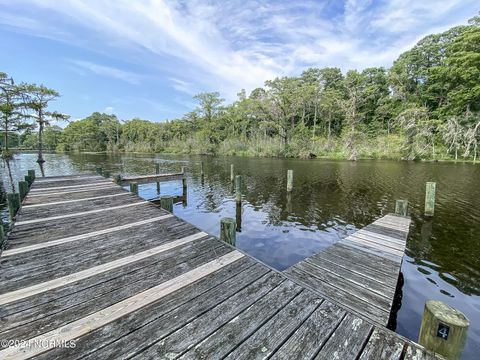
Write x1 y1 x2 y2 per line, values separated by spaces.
182 166 187 190
235 175 241 204
287 170 293 192
155 163 160 193
18 181 29 201
130 182 138 195
418 300 469 360
27 169 36 180
103 170 110 178
230 164 234 182
236 202 242 232
0 221 4 245
24 175 33 187
220 217 236 246
7 193 21 220
200 161 204 177
96 167 103 175
160 195 174 213
425 182 436 216
395 199 409 216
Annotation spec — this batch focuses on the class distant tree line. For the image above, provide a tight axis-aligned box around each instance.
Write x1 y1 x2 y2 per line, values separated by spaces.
2 15 479 161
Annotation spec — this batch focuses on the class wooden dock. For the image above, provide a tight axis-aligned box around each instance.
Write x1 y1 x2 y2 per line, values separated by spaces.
0 174 440 359
118 171 184 186
284 214 411 326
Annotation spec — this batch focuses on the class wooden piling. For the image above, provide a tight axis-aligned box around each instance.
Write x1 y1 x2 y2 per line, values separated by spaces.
287 170 293 192
418 300 469 360
236 202 242 232
160 195 174 213
24 175 33 187
200 161 204 177
395 199 409 216
7 193 21 220
18 181 29 201
220 217 236 246
425 182 436 216
27 169 36 180
130 182 138 195
156 163 160 193
235 175 241 204
113 174 122 184
0 221 4 245
182 166 187 190
230 164 234 182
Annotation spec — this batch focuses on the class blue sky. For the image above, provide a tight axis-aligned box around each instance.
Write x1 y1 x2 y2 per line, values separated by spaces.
0 1 478 122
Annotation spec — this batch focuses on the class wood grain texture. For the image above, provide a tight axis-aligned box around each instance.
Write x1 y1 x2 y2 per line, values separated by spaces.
0 175 439 360
285 213 411 326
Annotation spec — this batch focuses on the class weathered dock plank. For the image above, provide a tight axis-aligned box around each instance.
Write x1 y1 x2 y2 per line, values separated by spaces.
284 213 411 327
0 174 440 360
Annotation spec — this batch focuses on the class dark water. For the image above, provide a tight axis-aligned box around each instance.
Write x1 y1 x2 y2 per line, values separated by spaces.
1 153 479 359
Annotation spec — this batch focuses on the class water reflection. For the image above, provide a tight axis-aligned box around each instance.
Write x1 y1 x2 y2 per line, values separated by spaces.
1 153 479 359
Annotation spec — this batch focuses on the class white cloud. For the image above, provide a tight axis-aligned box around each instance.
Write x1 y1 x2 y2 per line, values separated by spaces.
68 59 143 85
103 106 115 114
2 0 478 102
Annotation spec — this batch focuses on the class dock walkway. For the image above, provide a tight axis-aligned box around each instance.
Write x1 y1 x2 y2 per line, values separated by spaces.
284 214 410 326
0 174 438 359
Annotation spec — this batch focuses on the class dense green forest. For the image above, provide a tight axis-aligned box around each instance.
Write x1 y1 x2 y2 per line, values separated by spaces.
2 15 479 161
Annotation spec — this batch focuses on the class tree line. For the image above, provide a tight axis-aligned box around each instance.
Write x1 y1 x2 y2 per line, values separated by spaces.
2 15 479 162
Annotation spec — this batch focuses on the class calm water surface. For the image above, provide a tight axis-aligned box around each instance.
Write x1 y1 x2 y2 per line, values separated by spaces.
1 153 479 359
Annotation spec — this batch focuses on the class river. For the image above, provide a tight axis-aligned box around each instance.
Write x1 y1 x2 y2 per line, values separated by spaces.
1 152 479 359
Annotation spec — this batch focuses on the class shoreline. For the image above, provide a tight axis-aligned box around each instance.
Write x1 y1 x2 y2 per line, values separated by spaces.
5 149 478 164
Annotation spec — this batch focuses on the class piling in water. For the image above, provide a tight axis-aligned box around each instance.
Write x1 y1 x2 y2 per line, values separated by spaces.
113 174 122 184
0 219 4 245
230 164 234 182
287 170 293 192
395 199 409 216
7 193 21 220
27 169 36 180
160 195 174 213
418 300 469 360
425 182 436 216
24 175 33 187
18 181 29 201
155 163 161 193
220 217 236 246
130 182 138 195
236 202 242 232
200 161 204 177
182 167 187 190
235 175 241 204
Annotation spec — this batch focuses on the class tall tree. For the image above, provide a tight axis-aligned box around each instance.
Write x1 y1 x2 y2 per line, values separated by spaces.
0 73 28 155
22 84 69 163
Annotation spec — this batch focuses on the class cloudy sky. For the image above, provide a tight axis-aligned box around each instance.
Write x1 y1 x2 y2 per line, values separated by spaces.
0 0 477 121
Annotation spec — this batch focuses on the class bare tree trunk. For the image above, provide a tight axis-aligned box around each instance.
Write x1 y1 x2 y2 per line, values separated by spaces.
3 124 8 151
37 112 45 163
